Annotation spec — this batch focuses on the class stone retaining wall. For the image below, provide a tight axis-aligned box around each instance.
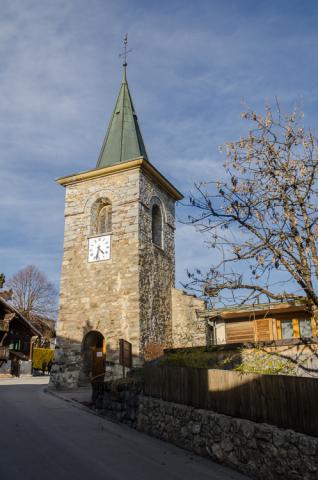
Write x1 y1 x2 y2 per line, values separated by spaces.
94 379 143 428
138 397 318 480
93 381 318 480
50 346 81 389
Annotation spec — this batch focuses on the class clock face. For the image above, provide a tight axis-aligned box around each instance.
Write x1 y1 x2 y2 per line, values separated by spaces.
88 235 111 262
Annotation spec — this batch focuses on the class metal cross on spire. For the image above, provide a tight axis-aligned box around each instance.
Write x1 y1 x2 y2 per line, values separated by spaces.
118 34 133 67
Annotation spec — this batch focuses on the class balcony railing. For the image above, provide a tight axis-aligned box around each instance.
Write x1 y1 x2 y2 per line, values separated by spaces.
0 346 9 359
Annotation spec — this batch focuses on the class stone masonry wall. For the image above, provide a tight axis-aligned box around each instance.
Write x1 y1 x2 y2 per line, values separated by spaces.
138 397 318 480
92 382 318 480
93 378 143 428
171 288 206 348
139 172 176 357
56 167 142 386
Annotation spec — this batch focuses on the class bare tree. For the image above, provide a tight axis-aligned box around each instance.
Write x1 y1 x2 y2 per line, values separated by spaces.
187 105 318 310
0 273 5 289
7 265 57 320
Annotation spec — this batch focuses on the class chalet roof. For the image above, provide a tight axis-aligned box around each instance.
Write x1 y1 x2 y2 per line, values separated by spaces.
0 297 42 337
29 314 56 338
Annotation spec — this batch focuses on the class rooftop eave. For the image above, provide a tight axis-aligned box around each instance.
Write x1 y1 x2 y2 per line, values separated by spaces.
0 297 42 337
200 301 310 321
56 157 184 201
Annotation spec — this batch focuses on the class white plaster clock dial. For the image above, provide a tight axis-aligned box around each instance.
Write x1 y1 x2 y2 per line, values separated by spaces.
88 235 111 262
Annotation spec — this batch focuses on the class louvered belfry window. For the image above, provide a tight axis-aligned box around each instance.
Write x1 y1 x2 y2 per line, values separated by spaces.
97 204 112 234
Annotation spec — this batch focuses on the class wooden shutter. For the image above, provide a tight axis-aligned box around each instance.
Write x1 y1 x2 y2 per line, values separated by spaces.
225 321 255 344
254 318 272 341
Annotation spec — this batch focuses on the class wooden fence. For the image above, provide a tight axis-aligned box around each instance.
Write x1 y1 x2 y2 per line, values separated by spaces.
144 365 318 436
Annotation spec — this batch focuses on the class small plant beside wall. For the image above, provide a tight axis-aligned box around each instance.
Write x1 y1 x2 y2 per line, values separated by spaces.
233 347 297 375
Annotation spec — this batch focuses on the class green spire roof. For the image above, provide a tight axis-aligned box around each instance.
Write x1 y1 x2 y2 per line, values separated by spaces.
96 65 148 168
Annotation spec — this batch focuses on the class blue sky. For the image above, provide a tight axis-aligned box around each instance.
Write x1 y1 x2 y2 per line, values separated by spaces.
1 0 318 291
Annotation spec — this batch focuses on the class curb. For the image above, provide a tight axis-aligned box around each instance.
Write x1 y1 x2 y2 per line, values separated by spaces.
44 387 132 430
44 387 117 422
44 387 96 415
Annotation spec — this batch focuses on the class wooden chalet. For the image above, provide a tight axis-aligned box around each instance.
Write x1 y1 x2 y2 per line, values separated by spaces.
0 296 42 375
203 301 316 345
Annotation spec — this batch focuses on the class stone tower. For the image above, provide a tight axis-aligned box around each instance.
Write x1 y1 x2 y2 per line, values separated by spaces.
52 61 183 388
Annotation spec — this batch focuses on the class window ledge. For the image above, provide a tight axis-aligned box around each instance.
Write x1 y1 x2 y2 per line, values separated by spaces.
152 241 165 252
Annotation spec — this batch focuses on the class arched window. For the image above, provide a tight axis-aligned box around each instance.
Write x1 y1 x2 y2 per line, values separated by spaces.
152 204 163 248
97 204 112 234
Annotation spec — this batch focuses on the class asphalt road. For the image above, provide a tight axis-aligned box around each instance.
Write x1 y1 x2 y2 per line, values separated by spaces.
0 377 248 480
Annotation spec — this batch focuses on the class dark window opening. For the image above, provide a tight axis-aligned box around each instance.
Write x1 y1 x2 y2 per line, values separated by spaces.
152 204 163 248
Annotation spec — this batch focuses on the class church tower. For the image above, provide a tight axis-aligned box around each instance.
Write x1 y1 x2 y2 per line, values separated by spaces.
52 48 183 388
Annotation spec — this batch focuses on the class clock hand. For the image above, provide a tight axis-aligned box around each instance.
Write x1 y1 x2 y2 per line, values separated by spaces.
96 245 106 255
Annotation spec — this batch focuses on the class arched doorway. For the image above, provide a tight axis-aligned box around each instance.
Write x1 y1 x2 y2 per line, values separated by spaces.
81 331 105 383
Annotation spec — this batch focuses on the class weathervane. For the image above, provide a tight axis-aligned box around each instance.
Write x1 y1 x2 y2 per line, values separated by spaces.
119 34 132 67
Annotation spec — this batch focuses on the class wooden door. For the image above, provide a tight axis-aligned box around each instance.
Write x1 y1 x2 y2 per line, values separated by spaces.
91 347 105 382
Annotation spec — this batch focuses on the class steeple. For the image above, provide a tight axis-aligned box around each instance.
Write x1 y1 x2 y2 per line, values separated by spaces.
96 37 148 169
